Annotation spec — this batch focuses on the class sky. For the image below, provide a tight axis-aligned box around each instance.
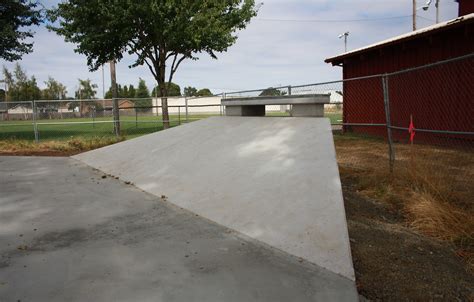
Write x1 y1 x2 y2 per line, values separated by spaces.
1 0 460 97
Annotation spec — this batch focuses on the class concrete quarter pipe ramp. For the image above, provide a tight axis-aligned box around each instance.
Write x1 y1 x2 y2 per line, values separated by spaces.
74 116 355 285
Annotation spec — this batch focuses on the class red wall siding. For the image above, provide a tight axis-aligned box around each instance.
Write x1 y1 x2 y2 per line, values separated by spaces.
459 0 474 16
341 22 474 144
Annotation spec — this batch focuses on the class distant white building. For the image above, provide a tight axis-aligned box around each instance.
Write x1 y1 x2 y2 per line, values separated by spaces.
151 96 223 115
8 104 33 114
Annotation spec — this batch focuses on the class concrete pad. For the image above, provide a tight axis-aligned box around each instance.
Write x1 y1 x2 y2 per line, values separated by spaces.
221 94 330 106
74 116 355 282
0 156 358 301
225 105 266 116
291 104 325 117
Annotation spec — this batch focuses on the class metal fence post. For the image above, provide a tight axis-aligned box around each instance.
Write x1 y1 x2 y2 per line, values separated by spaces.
222 93 227 116
382 75 395 172
32 100 39 143
92 106 96 128
185 97 189 122
178 106 181 125
287 85 292 114
135 106 138 128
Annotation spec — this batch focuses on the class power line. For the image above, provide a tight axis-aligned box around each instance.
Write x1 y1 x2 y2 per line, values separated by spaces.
254 15 416 23
417 15 436 22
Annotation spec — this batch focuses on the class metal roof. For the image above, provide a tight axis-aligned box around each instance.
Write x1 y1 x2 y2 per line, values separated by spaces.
325 13 474 64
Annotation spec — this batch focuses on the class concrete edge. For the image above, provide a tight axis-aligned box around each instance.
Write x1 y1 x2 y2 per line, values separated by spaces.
71 156 358 288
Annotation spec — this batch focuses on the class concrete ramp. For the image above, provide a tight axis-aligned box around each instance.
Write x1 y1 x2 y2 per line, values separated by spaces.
74 117 355 281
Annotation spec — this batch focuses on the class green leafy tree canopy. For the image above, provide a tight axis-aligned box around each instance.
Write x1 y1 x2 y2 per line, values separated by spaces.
0 89 5 102
49 0 258 127
196 88 213 97
75 79 97 99
153 82 181 97
184 86 198 97
0 0 43 61
136 78 150 98
2 63 41 101
42 77 67 100
259 87 287 97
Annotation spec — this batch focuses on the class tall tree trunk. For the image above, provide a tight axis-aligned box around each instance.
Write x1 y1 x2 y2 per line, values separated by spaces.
110 60 120 136
158 51 170 129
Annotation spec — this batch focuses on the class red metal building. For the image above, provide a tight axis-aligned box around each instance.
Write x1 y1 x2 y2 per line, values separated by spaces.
458 0 474 16
325 4 474 144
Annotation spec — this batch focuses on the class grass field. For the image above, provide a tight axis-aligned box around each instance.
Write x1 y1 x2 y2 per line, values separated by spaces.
0 112 343 141
0 114 214 141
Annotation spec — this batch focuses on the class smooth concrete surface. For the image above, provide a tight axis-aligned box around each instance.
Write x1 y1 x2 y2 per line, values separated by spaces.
221 94 330 106
225 105 266 116
0 156 358 302
291 103 325 117
74 117 355 282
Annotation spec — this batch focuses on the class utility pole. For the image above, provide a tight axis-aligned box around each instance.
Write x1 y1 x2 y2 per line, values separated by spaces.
338 32 349 52
413 0 417 30
101 65 105 99
110 60 120 136
435 0 440 23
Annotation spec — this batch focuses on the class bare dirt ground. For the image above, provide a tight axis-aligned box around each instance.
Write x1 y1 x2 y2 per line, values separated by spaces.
343 179 474 301
0 150 76 156
0 137 123 157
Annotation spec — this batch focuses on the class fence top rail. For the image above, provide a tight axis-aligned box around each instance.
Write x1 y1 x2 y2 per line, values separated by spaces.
0 101 33 105
34 98 113 103
112 96 223 101
187 95 223 100
116 104 222 110
223 74 385 97
224 85 291 96
386 52 474 77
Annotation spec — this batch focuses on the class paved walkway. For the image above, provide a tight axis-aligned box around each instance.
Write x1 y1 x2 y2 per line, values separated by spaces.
0 156 357 302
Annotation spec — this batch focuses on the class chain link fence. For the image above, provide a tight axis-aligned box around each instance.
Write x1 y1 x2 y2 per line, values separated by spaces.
1 53 472 270
220 53 473 181
0 54 472 178
385 54 474 210
0 96 225 141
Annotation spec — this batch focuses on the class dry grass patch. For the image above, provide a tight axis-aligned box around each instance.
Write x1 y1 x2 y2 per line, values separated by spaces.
334 134 474 272
0 136 125 156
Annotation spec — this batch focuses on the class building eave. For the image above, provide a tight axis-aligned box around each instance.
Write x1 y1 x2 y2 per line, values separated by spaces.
325 13 474 66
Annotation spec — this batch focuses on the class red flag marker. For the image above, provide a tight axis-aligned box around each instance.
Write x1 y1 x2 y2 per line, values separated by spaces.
408 115 415 143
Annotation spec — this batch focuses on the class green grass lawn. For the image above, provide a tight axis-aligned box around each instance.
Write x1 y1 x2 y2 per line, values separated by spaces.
0 111 342 142
0 114 216 141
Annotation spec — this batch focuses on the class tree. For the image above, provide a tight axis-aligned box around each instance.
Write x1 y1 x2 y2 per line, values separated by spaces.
39 77 68 114
153 83 181 97
128 85 136 99
184 86 198 97
136 78 150 98
42 77 67 100
135 78 151 112
259 87 287 97
104 88 112 99
0 89 5 102
75 79 97 99
196 88 213 97
2 63 41 102
49 0 258 128
0 0 42 61
123 85 129 98
104 83 137 99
